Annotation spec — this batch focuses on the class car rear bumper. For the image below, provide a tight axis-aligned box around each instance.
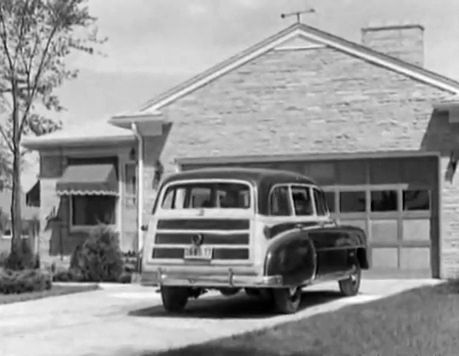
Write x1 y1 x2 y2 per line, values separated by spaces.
141 268 283 288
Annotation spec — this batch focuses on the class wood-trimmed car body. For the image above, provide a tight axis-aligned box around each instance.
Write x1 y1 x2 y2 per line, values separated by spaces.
141 167 369 313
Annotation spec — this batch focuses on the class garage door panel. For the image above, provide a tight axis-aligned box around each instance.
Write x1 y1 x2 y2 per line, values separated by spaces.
400 248 430 270
403 219 430 242
372 248 398 269
370 219 398 243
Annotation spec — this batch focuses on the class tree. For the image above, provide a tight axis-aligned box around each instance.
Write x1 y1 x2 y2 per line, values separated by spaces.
0 0 104 269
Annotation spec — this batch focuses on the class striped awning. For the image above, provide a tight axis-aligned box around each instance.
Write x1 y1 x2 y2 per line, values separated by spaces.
56 164 118 196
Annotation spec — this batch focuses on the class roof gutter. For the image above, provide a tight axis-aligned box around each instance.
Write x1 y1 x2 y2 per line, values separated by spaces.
22 135 136 150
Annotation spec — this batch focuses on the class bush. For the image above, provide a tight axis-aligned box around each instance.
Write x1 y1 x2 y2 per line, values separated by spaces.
0 269 52 294
5 239 39 270
52 269 83 282
70 225 123 282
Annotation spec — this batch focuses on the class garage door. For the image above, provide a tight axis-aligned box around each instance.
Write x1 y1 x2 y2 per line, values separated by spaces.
180 155 439 278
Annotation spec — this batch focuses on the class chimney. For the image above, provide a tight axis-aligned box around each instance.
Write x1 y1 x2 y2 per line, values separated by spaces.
361 22 424 67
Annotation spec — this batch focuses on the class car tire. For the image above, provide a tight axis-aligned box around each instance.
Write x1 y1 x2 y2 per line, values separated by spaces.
272 287 302 314
160 286 189 312
339 262 361 297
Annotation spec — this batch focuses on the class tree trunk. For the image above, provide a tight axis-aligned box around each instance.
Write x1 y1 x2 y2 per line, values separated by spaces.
8 108 31 269
10 144 23 260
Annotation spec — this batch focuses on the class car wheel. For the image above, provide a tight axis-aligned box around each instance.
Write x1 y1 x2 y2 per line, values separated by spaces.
272 287 302 314
160 286 189 312
339 262 361 296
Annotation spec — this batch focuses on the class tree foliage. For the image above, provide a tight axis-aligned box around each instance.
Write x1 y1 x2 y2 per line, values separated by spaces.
0 0 105 268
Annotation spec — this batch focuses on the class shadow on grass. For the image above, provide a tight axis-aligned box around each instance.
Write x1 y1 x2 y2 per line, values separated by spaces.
144 282 459 356
129 290 342 320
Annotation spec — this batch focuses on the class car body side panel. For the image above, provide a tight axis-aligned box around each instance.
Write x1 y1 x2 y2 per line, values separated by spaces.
264 225 368 286
264 230 316 286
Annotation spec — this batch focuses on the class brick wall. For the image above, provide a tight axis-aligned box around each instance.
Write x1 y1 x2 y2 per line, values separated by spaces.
153 45 459 277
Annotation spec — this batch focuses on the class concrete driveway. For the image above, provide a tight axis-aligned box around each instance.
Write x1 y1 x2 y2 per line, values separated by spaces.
0 279 440 356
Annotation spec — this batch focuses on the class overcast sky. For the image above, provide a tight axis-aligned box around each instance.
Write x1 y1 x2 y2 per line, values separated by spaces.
56 0 459 126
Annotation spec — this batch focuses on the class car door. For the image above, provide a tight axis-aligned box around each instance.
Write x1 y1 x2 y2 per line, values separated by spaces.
316 188 351 274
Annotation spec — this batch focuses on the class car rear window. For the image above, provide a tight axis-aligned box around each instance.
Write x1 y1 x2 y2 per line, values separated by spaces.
161 182 251 209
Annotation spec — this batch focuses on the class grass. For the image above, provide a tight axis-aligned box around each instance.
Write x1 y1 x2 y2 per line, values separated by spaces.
0 284 99 305
152 281 459 356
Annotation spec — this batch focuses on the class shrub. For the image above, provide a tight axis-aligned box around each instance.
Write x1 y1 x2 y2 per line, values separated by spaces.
5 239 39 270
0 269 52 294
70 225 123 282
52 269 83 282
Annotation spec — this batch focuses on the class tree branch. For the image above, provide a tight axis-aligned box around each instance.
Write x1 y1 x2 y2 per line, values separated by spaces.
0 6 16 75
19 23 60 138
0 125 14 153
12 0 30 68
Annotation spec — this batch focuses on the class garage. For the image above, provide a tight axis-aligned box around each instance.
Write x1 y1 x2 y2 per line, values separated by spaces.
179 153 439 278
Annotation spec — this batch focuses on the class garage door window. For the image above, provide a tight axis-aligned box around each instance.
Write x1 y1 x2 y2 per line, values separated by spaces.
371 190 397 212
340 191 366 213
403 190 430 211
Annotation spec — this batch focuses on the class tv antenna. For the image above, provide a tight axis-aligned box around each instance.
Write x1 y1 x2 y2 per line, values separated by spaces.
281 8 315 23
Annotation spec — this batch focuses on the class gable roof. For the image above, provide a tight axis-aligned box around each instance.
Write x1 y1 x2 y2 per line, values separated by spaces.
111 22 459 122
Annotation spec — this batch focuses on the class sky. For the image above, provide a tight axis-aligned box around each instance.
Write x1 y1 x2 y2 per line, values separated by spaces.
56 0 459 127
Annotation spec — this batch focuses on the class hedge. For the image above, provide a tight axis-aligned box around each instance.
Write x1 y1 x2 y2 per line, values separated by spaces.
0 269 52 294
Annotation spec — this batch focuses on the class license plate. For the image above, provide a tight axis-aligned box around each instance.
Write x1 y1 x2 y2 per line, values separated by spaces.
184 246 213 260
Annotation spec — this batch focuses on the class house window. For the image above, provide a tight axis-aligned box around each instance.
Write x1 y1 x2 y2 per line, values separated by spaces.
71 196 116 226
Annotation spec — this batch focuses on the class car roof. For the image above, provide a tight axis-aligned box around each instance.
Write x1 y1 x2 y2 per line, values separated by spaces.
161 167 316 187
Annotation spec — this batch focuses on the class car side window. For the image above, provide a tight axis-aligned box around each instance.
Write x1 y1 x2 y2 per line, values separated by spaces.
270 186 292 216
291 186 313 216
313 188 327 216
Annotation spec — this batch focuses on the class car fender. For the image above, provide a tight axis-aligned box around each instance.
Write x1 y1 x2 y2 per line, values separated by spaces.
263 229 316 286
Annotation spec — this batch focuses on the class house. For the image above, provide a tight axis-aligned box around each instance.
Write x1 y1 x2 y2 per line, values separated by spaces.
23 22 459 278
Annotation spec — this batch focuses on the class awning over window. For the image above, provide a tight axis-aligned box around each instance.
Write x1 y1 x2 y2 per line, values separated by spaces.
56 164 118 196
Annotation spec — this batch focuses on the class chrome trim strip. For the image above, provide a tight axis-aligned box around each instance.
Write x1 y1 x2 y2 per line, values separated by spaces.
141 271 283 288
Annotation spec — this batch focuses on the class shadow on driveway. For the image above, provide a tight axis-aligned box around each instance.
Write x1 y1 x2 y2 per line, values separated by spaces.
129 290 342 319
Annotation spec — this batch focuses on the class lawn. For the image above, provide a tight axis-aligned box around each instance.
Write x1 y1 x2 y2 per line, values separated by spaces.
0 284 99 305
153 281 459 356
